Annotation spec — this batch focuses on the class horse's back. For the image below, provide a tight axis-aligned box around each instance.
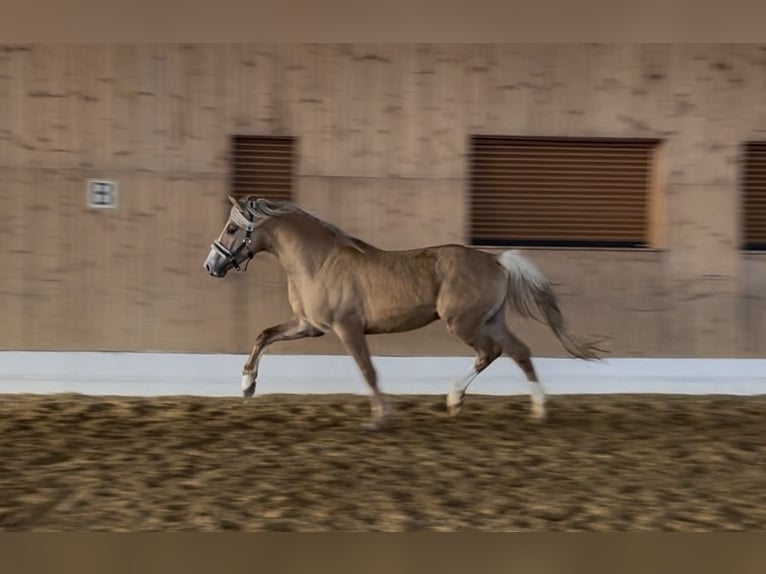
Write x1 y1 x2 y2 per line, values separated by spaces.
356 244 506 331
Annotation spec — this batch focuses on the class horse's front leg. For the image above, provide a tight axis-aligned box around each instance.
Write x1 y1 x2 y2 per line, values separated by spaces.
333 319 389 430
241 318 324 397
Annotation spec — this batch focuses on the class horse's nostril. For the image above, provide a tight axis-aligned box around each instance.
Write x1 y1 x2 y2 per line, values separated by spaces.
204 262 211 272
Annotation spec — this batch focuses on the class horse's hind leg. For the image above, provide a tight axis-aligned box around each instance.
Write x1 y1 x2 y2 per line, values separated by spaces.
445 319 502 416
496 326 547 421
446 340 500 415
446 313 547 421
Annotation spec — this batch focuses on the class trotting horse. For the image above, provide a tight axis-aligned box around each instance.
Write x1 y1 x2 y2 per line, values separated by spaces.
204 196 605 429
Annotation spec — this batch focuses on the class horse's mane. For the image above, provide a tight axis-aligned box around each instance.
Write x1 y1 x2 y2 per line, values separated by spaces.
239 197 373 254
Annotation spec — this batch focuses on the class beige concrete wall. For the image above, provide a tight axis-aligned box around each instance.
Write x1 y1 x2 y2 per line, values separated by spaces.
1 44 764 357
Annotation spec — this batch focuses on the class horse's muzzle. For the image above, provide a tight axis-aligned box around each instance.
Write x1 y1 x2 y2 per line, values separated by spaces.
203 250 229 278
206 265 229 278
204 262 227 278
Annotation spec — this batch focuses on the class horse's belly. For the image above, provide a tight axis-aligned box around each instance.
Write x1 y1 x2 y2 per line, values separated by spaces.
363 302 439 334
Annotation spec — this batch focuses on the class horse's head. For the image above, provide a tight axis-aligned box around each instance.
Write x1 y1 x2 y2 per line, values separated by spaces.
204 195 268 278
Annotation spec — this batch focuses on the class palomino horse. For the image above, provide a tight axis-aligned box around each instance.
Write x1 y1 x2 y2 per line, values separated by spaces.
204 196 604 429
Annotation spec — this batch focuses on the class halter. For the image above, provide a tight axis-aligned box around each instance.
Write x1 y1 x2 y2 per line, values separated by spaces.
211 206 257 272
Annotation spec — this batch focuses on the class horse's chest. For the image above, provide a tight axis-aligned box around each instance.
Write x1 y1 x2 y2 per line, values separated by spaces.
286 280 308 314
286 279 335 324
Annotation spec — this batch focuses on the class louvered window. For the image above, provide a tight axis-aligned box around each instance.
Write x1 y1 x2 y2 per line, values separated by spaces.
230 135 295 201
742 142 766 250
468 136 660 248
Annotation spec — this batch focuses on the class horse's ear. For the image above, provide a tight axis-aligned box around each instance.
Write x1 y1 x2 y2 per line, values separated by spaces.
244 196 259 214
228 195 240 208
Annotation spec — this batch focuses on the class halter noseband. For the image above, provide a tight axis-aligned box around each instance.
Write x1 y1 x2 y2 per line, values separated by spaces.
211 207 257 272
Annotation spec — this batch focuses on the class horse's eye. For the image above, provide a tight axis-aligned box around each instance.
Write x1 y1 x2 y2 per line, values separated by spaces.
226 225 237 234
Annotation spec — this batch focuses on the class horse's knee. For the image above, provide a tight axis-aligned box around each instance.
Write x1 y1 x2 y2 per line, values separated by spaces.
254 329 272 348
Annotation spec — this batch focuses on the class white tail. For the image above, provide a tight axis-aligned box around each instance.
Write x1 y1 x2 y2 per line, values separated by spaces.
497 250 605 360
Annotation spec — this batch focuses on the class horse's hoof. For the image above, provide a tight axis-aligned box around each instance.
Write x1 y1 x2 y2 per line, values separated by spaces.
529 406 547 423
360 419 385 432
242 373 256 398
447 401 463 416
446 390 464 416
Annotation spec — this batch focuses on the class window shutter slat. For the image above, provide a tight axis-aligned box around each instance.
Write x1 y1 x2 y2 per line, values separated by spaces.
743 142 766 249
230 135 295 201
468 136 658 248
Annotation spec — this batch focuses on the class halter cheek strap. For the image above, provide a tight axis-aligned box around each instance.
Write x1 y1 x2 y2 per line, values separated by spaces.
212 206 257 272
212 233 254 272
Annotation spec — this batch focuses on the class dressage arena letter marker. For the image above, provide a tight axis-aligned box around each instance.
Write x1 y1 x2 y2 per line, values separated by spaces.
87 179 119 209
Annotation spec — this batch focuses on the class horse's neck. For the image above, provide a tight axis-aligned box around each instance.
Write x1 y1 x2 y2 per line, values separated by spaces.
267 215 338 279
